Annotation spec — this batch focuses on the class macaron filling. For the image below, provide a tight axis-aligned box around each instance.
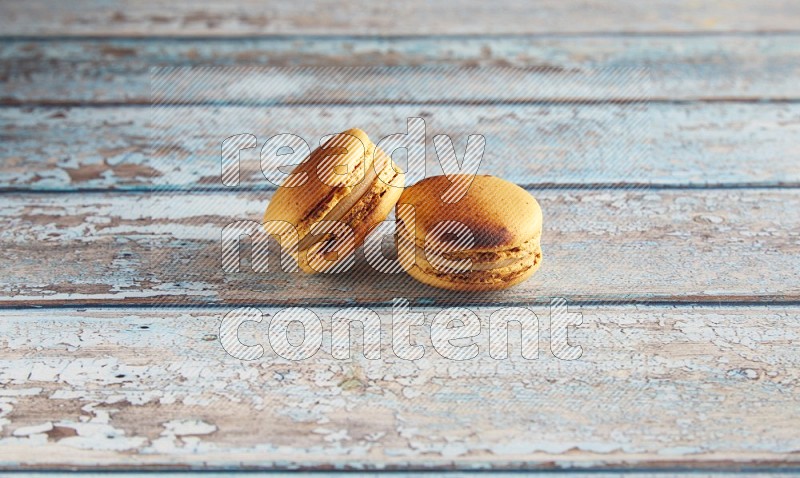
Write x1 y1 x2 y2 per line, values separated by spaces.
414 235 542 284
298 150 400 252
337 163 402 228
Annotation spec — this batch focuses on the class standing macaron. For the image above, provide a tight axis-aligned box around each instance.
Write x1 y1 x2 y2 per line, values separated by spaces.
264 128 404 273
396 175 543 291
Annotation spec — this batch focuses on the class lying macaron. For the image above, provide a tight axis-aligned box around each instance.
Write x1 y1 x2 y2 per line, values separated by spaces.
396 174 542 291
264 128 404 273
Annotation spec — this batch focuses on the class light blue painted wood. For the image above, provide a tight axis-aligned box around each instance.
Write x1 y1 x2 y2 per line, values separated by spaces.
1 0 797 473
2 188 798 307
2 102 798 190
3 0 799 36
1 35 799 103
1 305 798 470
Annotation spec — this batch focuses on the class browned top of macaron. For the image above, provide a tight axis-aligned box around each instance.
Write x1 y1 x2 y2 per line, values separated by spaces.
397 174 542 252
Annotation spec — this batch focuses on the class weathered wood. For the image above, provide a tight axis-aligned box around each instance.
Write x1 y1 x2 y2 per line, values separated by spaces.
2 35 799 103
2 103 799 191
1 188 798 307
7 475 797 478
1 305 798 469
1 0 799 36
6 475 799 478
1 0 797 474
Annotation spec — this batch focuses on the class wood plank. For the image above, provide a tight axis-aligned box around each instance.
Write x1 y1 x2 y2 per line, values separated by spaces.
2 35 800 103
1 188 798 307
1 0 798 36
1 305 798 470
7 475 800 478
3 103 799 191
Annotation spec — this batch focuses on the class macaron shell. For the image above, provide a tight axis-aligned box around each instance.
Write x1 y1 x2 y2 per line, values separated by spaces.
264 128 375 239
397 175 543 252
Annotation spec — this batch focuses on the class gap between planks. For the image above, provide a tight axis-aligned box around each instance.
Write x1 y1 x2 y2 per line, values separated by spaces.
5 31 800 40
5 99 800 107
4 301 800 313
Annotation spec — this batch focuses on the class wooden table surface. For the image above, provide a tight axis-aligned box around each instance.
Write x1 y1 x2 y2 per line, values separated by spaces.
1 0 799 474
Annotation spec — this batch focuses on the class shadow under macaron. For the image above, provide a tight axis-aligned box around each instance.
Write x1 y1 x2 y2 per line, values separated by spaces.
216 238 546 309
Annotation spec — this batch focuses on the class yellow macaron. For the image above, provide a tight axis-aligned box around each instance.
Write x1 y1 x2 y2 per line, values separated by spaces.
264 128 405 273
396 174 542 291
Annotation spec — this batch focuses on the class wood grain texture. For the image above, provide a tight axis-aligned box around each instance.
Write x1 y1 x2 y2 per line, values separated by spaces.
3 102 799 191
1 0 799 36
9 475 800 478
1 305 798 470
8 475 800 478
1 188 798 307
2 0 798 474
8 475 798 478
2 35 799 103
